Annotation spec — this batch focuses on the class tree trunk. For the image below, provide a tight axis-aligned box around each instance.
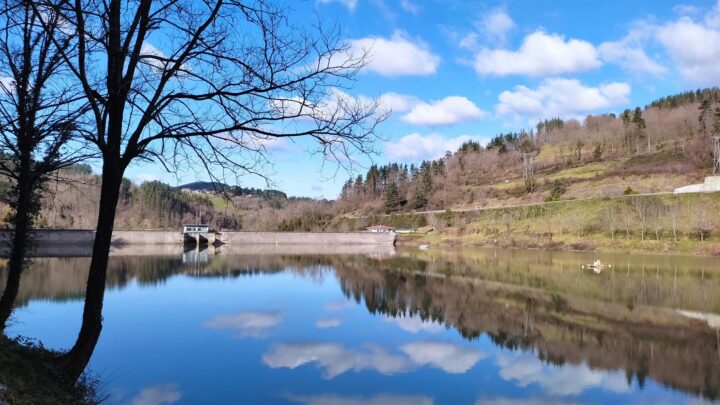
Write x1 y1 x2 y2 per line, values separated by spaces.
0 171 33 331
60 161 122 383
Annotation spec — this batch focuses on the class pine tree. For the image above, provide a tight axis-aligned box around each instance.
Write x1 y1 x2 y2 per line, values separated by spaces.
384 181 401 213
413 166 433 209
632 107 646 153
699 99 711 135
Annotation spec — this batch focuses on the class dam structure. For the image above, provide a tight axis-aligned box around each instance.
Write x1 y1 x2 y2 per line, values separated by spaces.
0 228 396 249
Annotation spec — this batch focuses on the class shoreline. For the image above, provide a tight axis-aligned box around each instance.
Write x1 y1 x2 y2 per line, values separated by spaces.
397 233 720 258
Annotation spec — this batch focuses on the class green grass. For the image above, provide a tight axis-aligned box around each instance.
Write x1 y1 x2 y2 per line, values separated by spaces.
397 192 720 256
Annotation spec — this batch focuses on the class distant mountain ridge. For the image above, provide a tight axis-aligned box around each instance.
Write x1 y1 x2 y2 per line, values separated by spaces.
176 181 287 199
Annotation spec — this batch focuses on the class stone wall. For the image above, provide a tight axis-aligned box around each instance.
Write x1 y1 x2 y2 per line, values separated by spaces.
0 229 395 248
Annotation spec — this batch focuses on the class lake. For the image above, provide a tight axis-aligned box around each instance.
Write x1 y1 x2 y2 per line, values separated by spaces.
5 245 720 404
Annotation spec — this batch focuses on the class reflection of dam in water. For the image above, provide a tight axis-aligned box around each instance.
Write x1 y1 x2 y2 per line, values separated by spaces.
4 247 720 400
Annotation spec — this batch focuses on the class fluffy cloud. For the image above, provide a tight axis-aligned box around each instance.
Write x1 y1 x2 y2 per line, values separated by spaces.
497 353 630 396
287 393 434 405
378 92 420 113
479 7 515 46
598 34 666 75
386 133 487 162
350 31 440 76
204 311 282 338
400 342 485 374
129 384 182 405
384 315 444 334
401 96 487 126
316 317 342 328
655 16 720 85
496 78 630 120
135 173 159 183
317 0 357 11
262 343 414 378
474 31 600 77
263 341 484 379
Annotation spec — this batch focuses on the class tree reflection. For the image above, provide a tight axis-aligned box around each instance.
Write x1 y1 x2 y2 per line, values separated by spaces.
5 248 720 399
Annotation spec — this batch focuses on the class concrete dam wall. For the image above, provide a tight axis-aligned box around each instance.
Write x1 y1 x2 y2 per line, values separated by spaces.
0 229 396 247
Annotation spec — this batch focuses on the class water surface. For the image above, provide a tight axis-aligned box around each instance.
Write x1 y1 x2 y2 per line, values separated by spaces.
5 246 720 404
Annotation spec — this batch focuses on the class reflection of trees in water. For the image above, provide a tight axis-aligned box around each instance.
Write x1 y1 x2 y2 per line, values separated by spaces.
5 251 720 399
329 257 719 401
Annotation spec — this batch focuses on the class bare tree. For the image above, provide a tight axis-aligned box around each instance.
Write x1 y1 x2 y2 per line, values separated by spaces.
667 197 680 243
0 0 89 331
604 204 617 240
633 196 649 241
37 0 384 381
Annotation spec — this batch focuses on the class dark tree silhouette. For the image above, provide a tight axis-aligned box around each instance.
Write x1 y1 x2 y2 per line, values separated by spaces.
35 0 384 382
0 0 90 331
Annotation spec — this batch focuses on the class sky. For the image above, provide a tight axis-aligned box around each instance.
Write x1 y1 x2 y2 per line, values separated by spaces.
124 0 720 199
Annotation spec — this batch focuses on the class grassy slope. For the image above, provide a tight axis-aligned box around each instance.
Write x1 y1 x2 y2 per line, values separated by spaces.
394 192 720 256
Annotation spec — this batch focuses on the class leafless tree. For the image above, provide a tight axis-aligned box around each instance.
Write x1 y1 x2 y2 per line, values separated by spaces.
667 197 680 243
634 196 649 241
604 204 616 240
0 0 90 331
35 0 385 381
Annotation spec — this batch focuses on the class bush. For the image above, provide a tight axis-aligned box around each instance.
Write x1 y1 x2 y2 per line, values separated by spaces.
545 180 567 202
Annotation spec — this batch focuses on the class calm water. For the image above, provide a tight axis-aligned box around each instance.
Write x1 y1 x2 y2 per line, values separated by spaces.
4 245 720 404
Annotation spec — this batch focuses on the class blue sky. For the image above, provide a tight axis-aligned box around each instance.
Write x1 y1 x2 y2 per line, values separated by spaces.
125 0 720 198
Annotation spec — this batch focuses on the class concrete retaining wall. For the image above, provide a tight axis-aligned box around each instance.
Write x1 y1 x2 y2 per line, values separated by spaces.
0 229 395 247
674 176 720 194
218 231 395 245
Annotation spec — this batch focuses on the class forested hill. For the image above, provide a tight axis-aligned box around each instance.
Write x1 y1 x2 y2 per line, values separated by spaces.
2 87 720 233
335 87 720 217
177 181 287 199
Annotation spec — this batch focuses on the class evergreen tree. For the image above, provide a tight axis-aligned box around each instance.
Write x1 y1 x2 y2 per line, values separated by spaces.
383 181 401 213
632 107 646 153
413 165 433 209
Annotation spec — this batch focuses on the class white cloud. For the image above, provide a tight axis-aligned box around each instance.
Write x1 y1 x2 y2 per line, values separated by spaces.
287 393 434 405
402 96 487 126
324 299 356 311
350 31 440 76
598 33 667 75
378 92 420 113
262 342 414 379
401 342 485 373
263 341 484 379
129 384 182 405
474 31 600 77
317 0 357 11
655 16 720 85
316 317 342 328
479 7 515 46
386 133 487 162
496 78 630 121
0 76 14 94
385 315 444 334
136 173 159 183
674 4 702 15
497 352 630 396
204 311 282 338
399 0 420 14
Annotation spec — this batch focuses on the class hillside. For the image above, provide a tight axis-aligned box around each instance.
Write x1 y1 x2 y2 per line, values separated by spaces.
0 87 719 239
335 87 720 216
177 181 288 199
